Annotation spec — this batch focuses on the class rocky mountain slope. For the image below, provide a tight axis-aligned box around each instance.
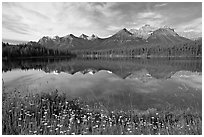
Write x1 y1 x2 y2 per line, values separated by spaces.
129 24 158 39
37 25 195 51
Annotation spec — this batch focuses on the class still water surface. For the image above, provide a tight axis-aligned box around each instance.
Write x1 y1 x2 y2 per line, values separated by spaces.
2 57 202 111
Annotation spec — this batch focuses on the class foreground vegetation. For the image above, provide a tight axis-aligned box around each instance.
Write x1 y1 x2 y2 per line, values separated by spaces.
2 90 202 135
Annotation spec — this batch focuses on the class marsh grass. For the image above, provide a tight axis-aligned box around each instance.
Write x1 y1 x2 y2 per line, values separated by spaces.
2 90 202 135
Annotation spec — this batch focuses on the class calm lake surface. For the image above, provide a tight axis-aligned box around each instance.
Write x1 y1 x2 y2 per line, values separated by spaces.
2 57 202 111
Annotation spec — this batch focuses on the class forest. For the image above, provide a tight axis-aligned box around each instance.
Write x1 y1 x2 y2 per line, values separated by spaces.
2 39 202 59
74 39 202 57
2 42 76 59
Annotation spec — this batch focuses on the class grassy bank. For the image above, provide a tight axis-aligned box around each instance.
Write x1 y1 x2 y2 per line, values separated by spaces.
2 90 202 135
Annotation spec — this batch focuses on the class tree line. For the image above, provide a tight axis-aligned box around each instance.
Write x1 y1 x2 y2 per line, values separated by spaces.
74 39 202 57
2 39 202 59
2 42 76 59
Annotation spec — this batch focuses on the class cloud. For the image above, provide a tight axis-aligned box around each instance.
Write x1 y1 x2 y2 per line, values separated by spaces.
175 17 202 32
18 5 50 21
128 11 166 28
88 2 107 8
107 25 123 31
2 14 30 35
154 3 167 7
137 12 162 19
2 2 202 41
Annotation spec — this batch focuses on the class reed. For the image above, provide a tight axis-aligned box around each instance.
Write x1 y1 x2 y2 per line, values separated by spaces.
2 90 202 135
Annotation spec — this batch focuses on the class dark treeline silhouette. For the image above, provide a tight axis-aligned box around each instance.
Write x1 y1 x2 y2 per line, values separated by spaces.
2 42 76 58
74 39 202 57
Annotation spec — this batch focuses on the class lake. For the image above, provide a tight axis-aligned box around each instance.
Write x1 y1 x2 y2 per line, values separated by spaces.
2 57 202 112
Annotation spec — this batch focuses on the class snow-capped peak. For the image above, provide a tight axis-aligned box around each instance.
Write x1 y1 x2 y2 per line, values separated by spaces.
38 36 52 43
129 24 157 39
88 34 98 40
63 34 75 40
53 36 60 39
79 34 89 40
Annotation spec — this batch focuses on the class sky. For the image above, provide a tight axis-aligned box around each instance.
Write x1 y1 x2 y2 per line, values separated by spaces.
2 2 202 41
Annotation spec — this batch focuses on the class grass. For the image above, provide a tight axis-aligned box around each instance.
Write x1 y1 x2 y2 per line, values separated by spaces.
2 90 202 135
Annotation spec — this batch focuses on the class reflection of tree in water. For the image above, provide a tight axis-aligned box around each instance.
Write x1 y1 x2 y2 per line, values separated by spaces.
2 57 201 79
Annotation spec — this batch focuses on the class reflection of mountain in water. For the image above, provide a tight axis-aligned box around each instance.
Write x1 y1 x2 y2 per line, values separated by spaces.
125 69 154 82
2 57 201 79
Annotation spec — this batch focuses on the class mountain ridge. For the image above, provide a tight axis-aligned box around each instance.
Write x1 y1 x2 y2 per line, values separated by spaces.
36 25 194 50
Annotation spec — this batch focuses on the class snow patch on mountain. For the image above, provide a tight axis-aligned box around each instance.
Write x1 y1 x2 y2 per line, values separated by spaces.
129 24 158 39
88 34 98 40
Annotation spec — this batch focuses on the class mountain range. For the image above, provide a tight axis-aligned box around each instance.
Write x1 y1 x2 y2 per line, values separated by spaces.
37 24 196 51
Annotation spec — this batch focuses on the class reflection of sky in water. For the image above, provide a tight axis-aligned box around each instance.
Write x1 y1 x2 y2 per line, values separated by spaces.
3 69 202 111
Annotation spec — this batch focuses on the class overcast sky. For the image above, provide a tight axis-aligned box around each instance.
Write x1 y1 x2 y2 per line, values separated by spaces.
2 2 202 41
